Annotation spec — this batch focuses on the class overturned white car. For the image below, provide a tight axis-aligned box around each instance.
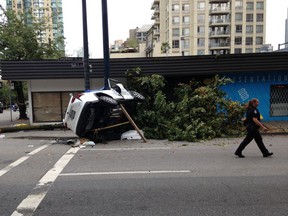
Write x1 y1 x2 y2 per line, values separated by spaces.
63 79 144 141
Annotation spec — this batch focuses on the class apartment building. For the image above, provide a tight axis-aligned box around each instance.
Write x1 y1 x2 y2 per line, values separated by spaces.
6 0 64 50
150 0 266 56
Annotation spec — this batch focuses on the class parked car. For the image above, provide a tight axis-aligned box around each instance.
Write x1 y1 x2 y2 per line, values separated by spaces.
63 79 144 141
0 102 3 113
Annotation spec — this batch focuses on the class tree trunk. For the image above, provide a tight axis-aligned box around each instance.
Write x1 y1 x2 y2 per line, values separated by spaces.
14 81 28 119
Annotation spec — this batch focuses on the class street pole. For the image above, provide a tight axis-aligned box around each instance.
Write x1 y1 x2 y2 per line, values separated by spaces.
102 0 110 90
9 81 12 122
82 0 90 91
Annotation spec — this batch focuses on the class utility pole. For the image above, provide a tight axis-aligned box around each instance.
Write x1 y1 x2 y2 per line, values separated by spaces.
102 0 110 89
82 0 90 91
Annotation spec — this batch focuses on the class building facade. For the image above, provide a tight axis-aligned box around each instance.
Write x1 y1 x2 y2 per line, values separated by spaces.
6 0 64 50
1 52 288 124
150 0 266 56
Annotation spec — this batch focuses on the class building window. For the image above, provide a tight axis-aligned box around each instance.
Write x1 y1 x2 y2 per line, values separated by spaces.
172 4 180 11
197 38 205 47
183 51 190 56
246 37 253 45
197 26 205 35
245 48 253 53
236 25 242 33
256 25 263 33
172 16 180 24
182 28 190 36
256 13 264 22
255 48 261 53
183 16 190 24
183 39 190 49
256 2 264 10
246 25 253 34
246 14 253 22
246 2 254 10
197 14 205 23
270 85 288 117
235 0 243 9
172 40 180 48
234 48 242 54
197 50 205 55
172 28 180 37
235 37 242 45
235 13 243 21
197 2 205 10
256 37 263 45
182 4 190 12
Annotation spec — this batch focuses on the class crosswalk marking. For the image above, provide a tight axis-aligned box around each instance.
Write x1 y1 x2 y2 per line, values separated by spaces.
0 144 50 177
11 147 79 216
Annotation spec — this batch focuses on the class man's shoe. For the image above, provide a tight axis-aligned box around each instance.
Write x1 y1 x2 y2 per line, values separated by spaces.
235 152 245 158
263 152 273 157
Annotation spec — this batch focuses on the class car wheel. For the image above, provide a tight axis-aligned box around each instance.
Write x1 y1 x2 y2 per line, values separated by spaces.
99 96 118 108
129 91 145 101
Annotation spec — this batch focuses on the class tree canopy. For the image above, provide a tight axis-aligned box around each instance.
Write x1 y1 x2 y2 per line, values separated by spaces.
0 6 65 119
0 6 65 60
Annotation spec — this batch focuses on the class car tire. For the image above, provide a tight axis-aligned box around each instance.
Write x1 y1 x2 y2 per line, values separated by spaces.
129 91 145 101
99 96 118 108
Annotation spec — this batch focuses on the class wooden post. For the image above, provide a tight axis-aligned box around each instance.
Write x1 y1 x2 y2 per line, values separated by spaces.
119 104 147 142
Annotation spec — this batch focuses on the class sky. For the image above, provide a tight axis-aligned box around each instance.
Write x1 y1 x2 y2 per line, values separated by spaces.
0 0 287 58
61 0 154 58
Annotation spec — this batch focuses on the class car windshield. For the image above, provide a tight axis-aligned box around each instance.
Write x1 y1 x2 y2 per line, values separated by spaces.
107 78 120 89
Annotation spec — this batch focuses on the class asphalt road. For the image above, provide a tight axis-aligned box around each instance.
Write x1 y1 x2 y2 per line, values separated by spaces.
0 135 288 216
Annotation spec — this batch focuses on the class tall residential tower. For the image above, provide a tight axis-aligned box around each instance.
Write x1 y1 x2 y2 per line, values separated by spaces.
6 0 64 50
150 0 266 55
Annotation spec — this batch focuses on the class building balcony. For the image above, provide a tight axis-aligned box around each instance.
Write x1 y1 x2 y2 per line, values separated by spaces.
209 42 230 49
209 19 230 26
209 30 230 38
209 0 230 3
153 21 160 28
153 7 160 15
153 29 160 36
151 0 159 10
151 12 159 20
209 7 230 14
154 18 160 24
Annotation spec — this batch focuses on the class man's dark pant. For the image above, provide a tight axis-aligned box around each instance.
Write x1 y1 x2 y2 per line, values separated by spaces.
235 129 269 156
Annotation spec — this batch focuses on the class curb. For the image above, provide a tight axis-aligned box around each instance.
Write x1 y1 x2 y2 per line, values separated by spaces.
0 123 65 133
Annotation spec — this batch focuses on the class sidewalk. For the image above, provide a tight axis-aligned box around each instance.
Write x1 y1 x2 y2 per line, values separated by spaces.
0 109 29 128
0 109 77 139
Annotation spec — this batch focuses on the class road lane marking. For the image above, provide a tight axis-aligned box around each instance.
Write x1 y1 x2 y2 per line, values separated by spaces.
80 147 172 151
0 144 50 177
60 170 191 176
11 147 79 216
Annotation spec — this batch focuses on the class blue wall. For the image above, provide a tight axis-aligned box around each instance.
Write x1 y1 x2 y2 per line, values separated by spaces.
221 72 288 122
